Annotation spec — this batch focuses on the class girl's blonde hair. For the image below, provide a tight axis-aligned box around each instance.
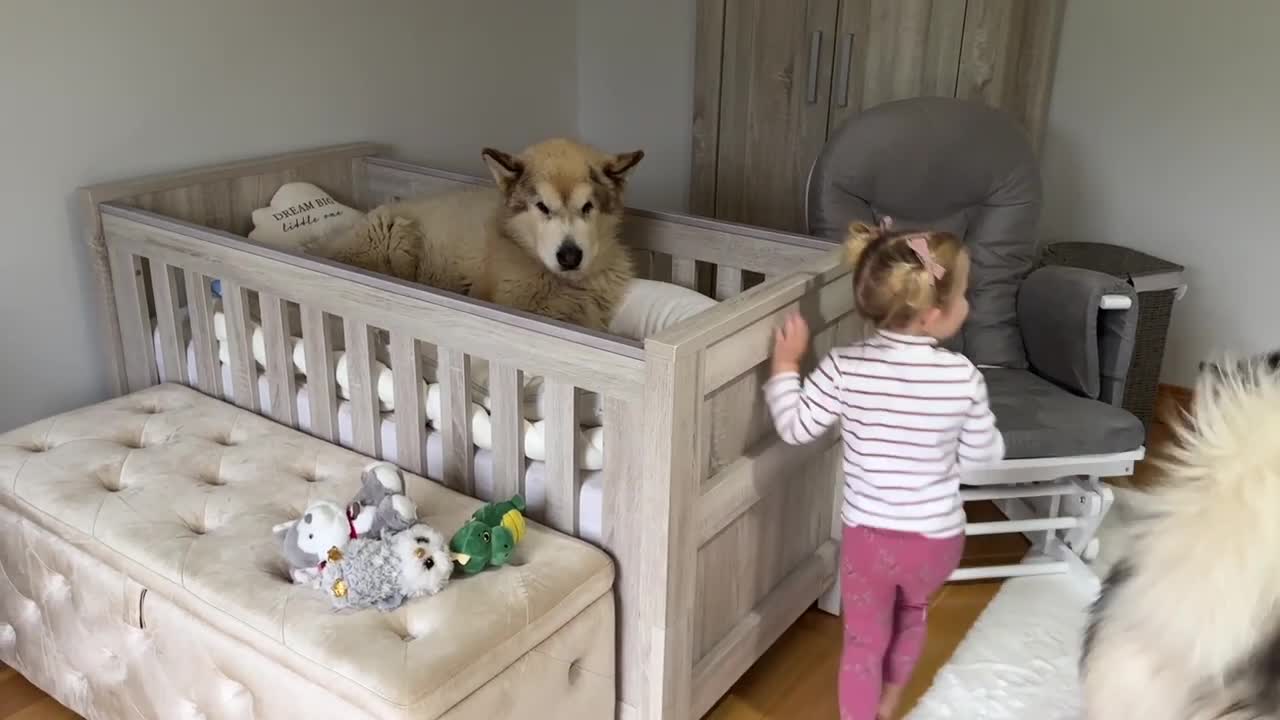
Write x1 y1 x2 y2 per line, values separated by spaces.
844 220 966 330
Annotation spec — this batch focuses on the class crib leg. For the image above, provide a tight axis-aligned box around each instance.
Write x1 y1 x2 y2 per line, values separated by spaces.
818 484 843 617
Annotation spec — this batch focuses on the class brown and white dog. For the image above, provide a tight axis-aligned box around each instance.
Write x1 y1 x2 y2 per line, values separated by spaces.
1080 352 1280 719
314 138 643 331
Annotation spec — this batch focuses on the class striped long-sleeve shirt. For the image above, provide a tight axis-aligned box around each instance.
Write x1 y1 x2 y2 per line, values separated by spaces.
763 329 1005 538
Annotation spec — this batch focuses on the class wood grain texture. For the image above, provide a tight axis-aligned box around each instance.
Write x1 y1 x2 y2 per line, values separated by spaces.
715 0 841 232
80 145 381 396
829 0 968 132
690 0 728 217
185 271 222 397
259 291 298 427
343 319 380 457
148 260 186 385
105 247 156 393
542 379 580 534
488 362 526 502
599 395 648 710
956 0 1065 152
390 333 427 476
220 280 259 411
300 305 338 443
437 347 475 495
638 345 703 720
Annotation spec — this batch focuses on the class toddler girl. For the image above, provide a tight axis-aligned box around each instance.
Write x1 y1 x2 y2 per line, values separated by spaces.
764 219 1005 720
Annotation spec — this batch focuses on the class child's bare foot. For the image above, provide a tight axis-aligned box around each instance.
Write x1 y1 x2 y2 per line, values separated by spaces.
878 683 904 719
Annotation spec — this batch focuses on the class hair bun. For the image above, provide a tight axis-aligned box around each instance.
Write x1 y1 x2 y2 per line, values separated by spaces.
844 221 882 267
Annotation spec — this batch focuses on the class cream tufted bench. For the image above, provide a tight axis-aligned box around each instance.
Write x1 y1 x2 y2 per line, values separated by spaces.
0 384 616 719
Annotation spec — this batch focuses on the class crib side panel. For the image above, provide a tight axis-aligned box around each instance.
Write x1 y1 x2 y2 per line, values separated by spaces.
669 253 863 718
81 143 385 398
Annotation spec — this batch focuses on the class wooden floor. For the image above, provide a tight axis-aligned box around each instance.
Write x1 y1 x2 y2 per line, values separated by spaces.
0 419 1180 720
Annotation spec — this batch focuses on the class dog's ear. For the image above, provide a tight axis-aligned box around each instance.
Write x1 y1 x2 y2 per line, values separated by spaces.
482 148 524 193
603 150 645 183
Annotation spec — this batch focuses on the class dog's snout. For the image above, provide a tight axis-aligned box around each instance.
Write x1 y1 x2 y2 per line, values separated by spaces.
556 240 583 271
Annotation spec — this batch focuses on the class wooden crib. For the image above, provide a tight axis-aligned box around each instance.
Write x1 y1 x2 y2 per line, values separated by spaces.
80 143 861 720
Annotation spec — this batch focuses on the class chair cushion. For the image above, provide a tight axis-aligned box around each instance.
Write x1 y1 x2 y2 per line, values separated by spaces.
806 96 1043 369
981 368 1145 459
0 384 614 719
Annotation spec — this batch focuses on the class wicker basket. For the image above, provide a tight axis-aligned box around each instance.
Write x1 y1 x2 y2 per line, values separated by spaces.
1036 241 1186 431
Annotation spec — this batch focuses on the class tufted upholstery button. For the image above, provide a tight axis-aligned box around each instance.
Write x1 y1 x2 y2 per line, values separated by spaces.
201 473 227 487
23 441 47 453
567 660 583 685
44 573 71 602
214 435 235 447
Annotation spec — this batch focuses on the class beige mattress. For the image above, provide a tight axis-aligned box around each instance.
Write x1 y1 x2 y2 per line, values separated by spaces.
0 384 616 719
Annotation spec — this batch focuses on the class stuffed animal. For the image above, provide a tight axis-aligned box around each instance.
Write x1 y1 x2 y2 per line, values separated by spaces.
449 494 527 575
272 500 355 585
319 523 453 612
272 461 418 584
347 461 418 538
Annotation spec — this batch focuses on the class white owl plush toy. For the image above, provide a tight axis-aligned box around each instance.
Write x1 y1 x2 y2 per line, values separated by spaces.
318 523 454 612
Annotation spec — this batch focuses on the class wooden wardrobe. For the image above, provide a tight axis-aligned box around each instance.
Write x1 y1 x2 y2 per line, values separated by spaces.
690 0 1066 233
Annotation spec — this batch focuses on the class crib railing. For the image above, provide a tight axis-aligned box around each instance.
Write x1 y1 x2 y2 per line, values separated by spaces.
100 205 647 527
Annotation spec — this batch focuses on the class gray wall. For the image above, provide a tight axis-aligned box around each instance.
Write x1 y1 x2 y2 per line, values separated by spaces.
0 0 579 431
1039 0 1280 386
576 0 696 212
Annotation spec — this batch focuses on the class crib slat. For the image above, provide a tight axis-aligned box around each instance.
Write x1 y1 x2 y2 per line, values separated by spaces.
106 248 157 392
437 347 475 495
672 257 698 291
300 305 338 443
259 292 298 427
185 271 222 397
149 261 187 385
489 362 525 502
391 333 427 476
344 320 380 457
715 266 744 301
543 379 579 534
221 280 259 411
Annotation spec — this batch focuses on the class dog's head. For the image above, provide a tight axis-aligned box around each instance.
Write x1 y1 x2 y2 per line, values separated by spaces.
481 138 644 280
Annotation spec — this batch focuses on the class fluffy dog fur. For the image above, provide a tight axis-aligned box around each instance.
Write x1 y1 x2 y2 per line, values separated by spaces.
312 138 643 331
1080 353 1280 720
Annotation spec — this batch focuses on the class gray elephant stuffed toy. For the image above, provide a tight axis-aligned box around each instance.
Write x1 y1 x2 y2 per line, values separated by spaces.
272 461 419 585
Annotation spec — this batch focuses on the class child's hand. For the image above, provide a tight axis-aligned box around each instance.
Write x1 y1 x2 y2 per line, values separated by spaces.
772 312 810 375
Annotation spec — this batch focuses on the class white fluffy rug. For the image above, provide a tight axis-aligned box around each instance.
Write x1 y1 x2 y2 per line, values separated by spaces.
903 486 1150 719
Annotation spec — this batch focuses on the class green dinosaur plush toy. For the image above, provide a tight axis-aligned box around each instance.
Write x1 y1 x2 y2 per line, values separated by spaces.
450 494 527 574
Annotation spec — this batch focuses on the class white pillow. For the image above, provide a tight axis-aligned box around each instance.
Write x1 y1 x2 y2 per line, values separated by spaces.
608 278 719 340
248 182 364 251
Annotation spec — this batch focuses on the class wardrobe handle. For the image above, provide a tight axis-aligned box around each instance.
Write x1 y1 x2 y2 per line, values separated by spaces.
806 30 823 103
834 33 854 108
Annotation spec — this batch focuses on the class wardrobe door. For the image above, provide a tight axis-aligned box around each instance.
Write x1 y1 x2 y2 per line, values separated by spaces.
827 0 969 133
713 0 841 232
955 0 1066 152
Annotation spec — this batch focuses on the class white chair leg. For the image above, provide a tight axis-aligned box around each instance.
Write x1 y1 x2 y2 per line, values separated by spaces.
1062 476 1113 558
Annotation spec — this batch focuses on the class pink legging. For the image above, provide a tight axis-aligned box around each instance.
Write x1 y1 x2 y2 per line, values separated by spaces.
839 524 965 720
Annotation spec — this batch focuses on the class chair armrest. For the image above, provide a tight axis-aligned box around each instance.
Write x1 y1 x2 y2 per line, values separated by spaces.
1016 266 1139 404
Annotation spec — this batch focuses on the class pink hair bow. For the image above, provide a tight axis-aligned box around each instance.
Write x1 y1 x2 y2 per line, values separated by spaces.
905 235 946 282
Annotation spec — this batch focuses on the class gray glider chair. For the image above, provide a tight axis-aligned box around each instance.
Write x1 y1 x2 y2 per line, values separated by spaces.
806 96 1145 582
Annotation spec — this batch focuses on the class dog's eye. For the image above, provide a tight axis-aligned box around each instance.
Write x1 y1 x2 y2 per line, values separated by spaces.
483 531 491 543
424 557 435 570
535 201 550 215
581 201 594 215
308 533 314 539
